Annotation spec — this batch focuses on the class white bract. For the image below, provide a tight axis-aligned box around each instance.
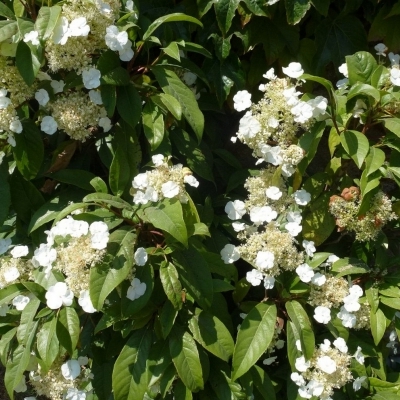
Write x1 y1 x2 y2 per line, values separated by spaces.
338 63 348 77
51 80 65 94
89 221 109 250
41 116 58 135
238 112 261 139
9 119 23 133
250 206 277 225
313 306 331 324
353 376 367 391
0 88 11 109
61 359 81 380
225 200 246 220
45 282 74 309
291 101 313 123
12 295 30 311
293 189 311 205
52 16 69 45
127 278 146 300
10 245 29 258
317 355 336 374
99 116 112 132
78 290 97 313
0 304 9 316
233 90 252 112
265 186 282 200
263 356 277 365
184 175 199 187
65 388 87 400
337 306 356 328
69 17 90 37
89 90 103 104
333 337 348 353
35 89 50 106
246 269 263 286
285 221 302 237
255 251 275 270
374 43 387 56
264 276 275 289
161 181 180 198
152 154 164 166
302 240 316 257
282 62 304 78
354 346 365 364
23 30 39 45
311 273 326 286
220 244 240 264
263 68 276 80
134 247 148 266
32 243 57 270
295 356 310 372
82 68 101 89
296 263 314 282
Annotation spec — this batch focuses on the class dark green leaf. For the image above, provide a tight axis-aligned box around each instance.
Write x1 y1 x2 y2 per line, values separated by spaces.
13 119 44 180
152 67 204 143
101 85 117 117
160 261 182 310
46 169 97 191
189 310 234 362
16 41 40 86
285 300 315 360
0 165 11 225
214 0 240 35
56 307 80 355
36 314 59 373
142 100 165 151
284 0 311 25
250 365 276 400
232 302 277 381
143 13 203 41
112 326 153 400
340 130 369 168
159 300 178 339
116 84 142 129
169 327 204 392
172 246 213 310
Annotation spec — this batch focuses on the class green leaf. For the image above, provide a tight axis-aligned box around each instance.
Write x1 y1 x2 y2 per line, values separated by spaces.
284 0 311 25
46 169 97 191
302 192 335 246
310 0 329 16
142 100 165 151
347 83 380 103
340 130 370 169
90 177 108 193
143 198 188 247
250 365 276 400
365 147 385 177
0 21 18 42
116 84 142 129
285 300 315 360
380 296 400 309
214 0 240 35
101 85 117 117
314 15 367 72
160 261 182 310
370 308 387 346
36 314 59 373
56 307 80 355
4 321 38 400
244 0 269 16
16 298 40 345
372 393 400 400
175 379 193 400
172 246 213 310
189 310 234 362
0 3 15 19
158 93 182 120
143 13 203 41
232 302 277 381
109 121 141 196
172 129 214 182
301 73 334 94
383 118 400 138
346 51 378 85
34 6 61 40
90 230 136 310
152 67 204 143
112 326 153 400
169 327 204 392
159 300 178 339
83 192 133 209
162 41 181 61
13 119 44 180
0 166 11 226
0 283 24 307
16 40 40 86
10 171 45 223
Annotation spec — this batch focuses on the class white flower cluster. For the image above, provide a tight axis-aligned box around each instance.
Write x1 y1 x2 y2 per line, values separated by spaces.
292 338 363 399
131 154 199 205
30 355 92 399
